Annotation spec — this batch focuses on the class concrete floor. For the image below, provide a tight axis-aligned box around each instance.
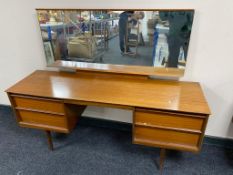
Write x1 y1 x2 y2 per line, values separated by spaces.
102 36 154 67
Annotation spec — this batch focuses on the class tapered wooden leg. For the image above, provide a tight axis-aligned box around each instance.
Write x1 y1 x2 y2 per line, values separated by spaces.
160 148 166 174
45 130 53 151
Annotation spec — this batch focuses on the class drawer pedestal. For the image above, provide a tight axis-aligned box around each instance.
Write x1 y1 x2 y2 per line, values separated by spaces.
133 108 208 170
8 94 86 149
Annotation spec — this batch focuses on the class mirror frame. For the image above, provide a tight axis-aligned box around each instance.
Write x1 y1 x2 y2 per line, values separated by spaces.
36 8 195 78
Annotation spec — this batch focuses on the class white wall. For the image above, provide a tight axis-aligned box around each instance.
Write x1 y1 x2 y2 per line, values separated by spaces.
1 0 233 138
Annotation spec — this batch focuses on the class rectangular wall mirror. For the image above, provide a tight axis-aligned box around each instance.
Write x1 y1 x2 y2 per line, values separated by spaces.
36 9 194 70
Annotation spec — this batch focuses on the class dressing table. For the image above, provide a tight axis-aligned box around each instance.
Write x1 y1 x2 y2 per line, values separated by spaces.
6 61 210 171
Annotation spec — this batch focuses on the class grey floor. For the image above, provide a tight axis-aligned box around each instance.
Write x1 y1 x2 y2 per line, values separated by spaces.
67 35 154 66
102 36 154 66
1 105 233 175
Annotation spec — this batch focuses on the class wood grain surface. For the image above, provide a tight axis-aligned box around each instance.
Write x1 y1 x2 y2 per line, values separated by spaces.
6 70 210 115
51 60 185 78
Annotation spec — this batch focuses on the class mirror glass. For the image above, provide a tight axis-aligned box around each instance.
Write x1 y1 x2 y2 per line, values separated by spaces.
37 9 194 69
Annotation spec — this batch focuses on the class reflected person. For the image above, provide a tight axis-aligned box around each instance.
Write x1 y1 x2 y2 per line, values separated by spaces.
118 11 144 54
118 11 135 54
159 11 193 68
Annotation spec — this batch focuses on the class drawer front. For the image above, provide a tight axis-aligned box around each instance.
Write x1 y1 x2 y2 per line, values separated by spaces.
134 110 204 131
13 96 64 114
18 110 67 129
134 126 200 151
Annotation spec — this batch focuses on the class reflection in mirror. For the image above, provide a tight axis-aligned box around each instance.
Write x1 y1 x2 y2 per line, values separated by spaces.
37 9 194 69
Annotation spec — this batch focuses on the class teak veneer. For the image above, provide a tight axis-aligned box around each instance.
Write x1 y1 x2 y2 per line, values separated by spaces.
51 60 185 78
6 70 210 172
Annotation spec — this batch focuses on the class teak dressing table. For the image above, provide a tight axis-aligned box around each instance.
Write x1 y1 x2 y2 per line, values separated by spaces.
6 61 210 171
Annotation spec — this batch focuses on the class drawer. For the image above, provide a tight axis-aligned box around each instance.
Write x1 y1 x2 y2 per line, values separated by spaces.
133 126 200 151
17 110 67 130
134 110 204 131
13 95 64 114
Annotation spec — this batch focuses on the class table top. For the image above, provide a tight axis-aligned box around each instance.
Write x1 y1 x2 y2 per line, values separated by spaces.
6 70 210 115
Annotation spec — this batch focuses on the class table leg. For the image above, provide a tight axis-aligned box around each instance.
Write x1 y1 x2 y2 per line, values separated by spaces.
160 148 166 173
45 130 53 151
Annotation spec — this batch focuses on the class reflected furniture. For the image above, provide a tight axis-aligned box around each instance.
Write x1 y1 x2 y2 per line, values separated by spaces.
6 66 210 172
